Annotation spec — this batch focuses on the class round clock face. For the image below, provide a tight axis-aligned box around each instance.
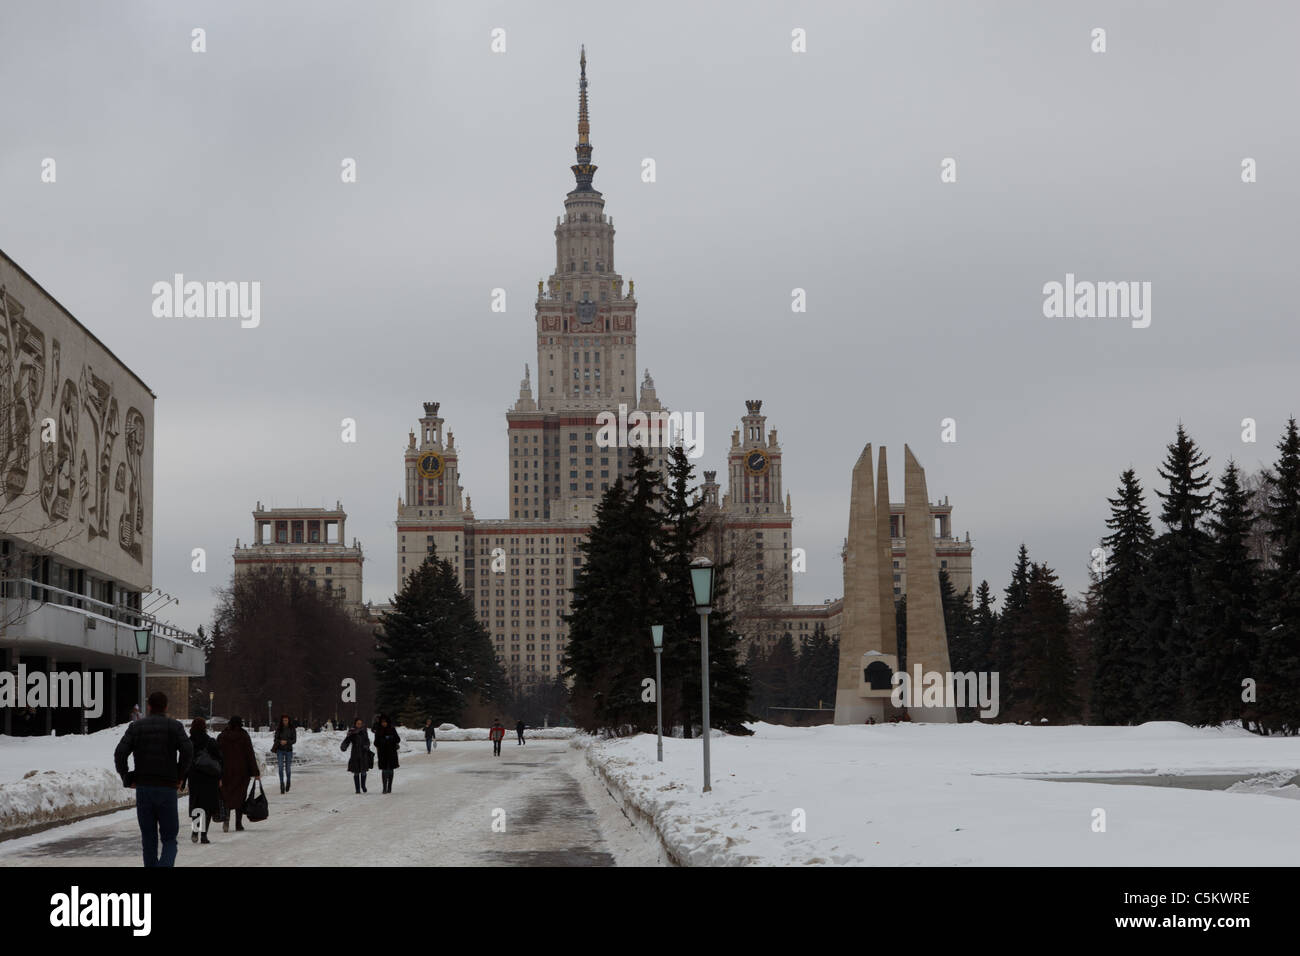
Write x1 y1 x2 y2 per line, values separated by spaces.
745 450 769 475
417 453 444 479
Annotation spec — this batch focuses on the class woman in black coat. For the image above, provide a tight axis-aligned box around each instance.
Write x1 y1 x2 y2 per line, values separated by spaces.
341 718 371 794
373 714 401 794
184 717 222 844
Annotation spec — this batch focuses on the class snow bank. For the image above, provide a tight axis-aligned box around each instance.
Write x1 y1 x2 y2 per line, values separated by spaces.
580 721 1300 866
0 724 273 836
0 768 132 836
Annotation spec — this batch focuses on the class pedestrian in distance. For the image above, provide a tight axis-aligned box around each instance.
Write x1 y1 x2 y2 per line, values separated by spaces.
184 717 222 845
342 718 371 793
113 691 193 868
374 714 401 794
516 719 526 746
272 713 297 794
217 715 260 832
424 718 437 754
129 703 142 723
489 718 505 757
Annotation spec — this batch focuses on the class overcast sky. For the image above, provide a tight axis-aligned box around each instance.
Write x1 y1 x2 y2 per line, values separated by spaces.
2 0 1297 632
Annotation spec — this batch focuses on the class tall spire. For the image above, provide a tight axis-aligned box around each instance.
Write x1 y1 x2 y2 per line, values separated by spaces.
571 45 597 191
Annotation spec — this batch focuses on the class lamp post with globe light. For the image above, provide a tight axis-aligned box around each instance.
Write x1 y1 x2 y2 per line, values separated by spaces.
689 557 716 793
133 628 152 714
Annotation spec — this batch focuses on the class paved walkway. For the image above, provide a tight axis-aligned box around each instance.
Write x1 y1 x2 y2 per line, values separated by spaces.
0 741 625 866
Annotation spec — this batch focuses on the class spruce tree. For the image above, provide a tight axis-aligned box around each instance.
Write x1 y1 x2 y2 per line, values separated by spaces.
994 544 1032 714
659 445 752 735
1258 418 1300 734
374 549 505 725
940 570 976 720
744 642 769 716
562 453 665 734
1144 425 1213 721
970 580 998 681
764 633 798 711
1091 470 1154 724
1022 563 1080 723
1187 461 1259 726
795 622 837 710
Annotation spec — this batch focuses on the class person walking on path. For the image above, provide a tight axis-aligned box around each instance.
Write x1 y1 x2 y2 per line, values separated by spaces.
271 714 297 794
489 719 505 757
183 717 222 845
113 691 193 868
516 719 526 746
423 718 438 753
216 715 260 832
129 703 142 723
341 718 371 793
373 714 401 793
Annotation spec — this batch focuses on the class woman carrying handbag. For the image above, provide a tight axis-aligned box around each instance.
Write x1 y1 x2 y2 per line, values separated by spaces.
217 715 260 832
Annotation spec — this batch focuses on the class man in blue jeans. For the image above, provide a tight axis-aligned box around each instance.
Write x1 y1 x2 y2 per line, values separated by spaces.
114 691 193 868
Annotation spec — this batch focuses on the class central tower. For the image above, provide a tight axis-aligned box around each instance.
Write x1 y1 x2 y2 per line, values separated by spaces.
507 47 655 524
533 46 638 413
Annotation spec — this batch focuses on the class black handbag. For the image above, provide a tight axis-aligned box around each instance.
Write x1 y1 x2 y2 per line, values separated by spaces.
244 780 269 822
366 749 375 770
193 750 221 777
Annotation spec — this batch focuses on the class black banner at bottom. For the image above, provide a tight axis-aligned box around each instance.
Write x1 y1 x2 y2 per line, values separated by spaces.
0 866 1275 940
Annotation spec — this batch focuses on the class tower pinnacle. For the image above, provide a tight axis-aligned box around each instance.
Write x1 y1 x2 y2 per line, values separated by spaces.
571 46 597 191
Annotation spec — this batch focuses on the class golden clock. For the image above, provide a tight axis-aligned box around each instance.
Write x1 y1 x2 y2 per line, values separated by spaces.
417 452 445 479
745 449 769 476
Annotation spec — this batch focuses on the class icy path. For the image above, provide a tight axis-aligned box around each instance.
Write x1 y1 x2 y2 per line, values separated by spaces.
0 740 652 867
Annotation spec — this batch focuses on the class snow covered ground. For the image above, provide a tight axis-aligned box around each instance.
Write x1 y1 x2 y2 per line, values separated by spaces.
580 721 1300 866
9 720 1297 866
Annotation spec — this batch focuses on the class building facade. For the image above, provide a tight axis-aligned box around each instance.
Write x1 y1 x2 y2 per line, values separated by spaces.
394 51 974 686
232 502 365 619
0 249 203 733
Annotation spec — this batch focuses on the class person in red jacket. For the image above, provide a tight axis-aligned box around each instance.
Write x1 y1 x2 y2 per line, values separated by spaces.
489 719 505 757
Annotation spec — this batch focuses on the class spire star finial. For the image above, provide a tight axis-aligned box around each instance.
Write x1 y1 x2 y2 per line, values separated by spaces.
571 46 597 191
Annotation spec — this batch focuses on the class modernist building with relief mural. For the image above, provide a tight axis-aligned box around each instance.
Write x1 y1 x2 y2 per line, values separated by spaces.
395 51 974 688
0 250 204 732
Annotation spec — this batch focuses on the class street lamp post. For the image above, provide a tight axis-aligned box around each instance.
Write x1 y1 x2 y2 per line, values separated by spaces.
267 700 272 732
650 624 664 762
209 691 214 719
133 628 152 716
689 557 716 793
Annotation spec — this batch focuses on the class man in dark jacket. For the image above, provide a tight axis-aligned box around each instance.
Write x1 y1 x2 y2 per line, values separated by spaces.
516 719 526 746
114 691 193 868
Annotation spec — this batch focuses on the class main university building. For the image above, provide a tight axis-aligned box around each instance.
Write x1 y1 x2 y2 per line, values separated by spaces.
395 52 973 690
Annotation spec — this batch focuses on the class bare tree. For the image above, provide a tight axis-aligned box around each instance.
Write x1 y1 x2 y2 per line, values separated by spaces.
1243 468 1276 572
